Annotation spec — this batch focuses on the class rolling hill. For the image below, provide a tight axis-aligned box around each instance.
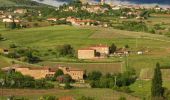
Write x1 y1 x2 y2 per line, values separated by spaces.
0 0 48 7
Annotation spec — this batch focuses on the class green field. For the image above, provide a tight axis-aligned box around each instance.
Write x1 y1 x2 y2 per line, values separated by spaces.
0 88 140 100
1 21 170 99
1 25 170 74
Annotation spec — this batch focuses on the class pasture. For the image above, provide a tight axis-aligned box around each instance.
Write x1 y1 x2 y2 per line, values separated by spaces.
0 88 140 100
1 25 170 74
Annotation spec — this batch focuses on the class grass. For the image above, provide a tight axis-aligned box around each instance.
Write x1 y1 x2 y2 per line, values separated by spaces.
0 88 140 100
39 61 122 74
1 25 170 74
0 12 170 99
129 80 170 99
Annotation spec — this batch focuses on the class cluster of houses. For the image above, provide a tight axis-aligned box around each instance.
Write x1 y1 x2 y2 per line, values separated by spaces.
1 64 85 82
66 17 96 26
0 9 27 23
77 44 148 59
61 0 170 20
0 8 42 24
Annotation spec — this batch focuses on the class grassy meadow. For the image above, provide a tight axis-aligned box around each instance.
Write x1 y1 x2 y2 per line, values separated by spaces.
1 24 170 74
0 17 170 99
0 88 140 100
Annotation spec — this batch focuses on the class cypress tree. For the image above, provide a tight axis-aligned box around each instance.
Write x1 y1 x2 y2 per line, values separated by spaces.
151 63 163 98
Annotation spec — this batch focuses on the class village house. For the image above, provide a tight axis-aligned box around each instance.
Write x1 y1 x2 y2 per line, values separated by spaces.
14 9 27 14
58 66 85 82
84 5 107 13
66 17 96 26
78 44 109 59
114 48 129 56
2 18 20 23
78 48 95 59
47 18 58 22
2 65 85 82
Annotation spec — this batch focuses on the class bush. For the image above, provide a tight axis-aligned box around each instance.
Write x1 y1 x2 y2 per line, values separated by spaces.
64 82 72 89
10 43 17 48
113 86 132 93
40 95 58 100
54 69 64 78
88 71 102 81
119 96 126 100
57 44 75 57
78 96 95 100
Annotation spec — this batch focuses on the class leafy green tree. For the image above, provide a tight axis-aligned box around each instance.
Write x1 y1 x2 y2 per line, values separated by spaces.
57 44 74 57
151 63 163 99
88 71 102 81
64 82 72 89
109 43 117 54
54 69 64 78
8 22 17 29
63 74 72 83
0 34 3 40
119 96 126 100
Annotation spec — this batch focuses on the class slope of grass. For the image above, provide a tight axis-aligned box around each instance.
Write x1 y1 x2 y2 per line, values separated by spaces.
0 88 140 100
1 25 170 74
0 0 47 7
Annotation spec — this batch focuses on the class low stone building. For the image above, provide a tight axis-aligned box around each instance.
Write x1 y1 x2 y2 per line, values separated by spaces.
2 65 57 79
14 9 27 14
78 44 109 59
78 48 95 59
58 66 85 82
90 44 109 55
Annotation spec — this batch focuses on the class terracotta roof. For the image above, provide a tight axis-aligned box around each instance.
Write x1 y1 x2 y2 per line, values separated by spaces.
78 48 95 50
90 44 108 48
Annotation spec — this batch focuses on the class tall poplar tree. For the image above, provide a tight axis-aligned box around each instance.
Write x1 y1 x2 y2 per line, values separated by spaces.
151 63 163 99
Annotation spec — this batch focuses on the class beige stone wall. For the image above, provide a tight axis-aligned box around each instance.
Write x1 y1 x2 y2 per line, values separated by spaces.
78 49 95 59
68 70 84 80
90 47 109 55
59 67 84 81
15 68 54 79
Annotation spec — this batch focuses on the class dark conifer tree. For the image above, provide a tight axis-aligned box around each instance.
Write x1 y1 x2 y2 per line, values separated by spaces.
151 63 163 99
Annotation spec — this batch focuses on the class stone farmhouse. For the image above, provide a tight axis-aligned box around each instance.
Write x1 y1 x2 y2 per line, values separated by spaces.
14 9 27 14
2 65 85 82
58 66 85 82
78 44 109 59
66 17 96 26
47 18 58 22
1 65 57 79
2 18 20 23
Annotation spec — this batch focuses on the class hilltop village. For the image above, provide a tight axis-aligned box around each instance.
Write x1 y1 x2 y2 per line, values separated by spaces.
0 0 170 100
